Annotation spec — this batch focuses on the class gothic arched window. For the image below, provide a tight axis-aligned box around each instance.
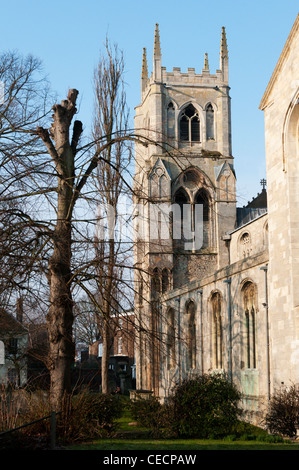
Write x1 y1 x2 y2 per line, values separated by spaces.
195 189 209 222
206 104 215 140
180 104 200 142
242 282 257 369
167 102 175 138
162 268 170 293
173 188 190 246
174 187 190 223
195 189 210 248
167 308 176 369
151 268 160 298
211 292 222 369
185 300 196 369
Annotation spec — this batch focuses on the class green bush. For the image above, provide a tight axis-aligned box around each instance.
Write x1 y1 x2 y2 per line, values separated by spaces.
129 396 170 436
129 374 243 439
167 373 243 439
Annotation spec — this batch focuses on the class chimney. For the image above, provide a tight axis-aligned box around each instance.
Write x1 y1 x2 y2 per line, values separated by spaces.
16 297 23 324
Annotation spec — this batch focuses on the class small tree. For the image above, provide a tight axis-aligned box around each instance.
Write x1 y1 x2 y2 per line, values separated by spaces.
264 385 299 438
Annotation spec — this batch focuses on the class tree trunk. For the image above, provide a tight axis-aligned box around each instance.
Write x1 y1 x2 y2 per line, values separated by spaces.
101 238 115 394
101 321 110 394
47 220 74 411
38 90 79 411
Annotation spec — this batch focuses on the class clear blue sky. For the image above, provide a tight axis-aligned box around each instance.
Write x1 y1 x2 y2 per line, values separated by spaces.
1 0 298 205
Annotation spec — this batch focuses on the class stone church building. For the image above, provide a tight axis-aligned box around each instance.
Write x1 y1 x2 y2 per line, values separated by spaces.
133 15 299 423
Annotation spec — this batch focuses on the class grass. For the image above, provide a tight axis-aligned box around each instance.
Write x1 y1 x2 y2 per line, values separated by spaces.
67 438 299 451
66 400 299 451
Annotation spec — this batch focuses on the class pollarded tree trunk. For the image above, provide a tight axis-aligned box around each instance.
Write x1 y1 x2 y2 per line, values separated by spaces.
37 90 81 411
47 220 74 411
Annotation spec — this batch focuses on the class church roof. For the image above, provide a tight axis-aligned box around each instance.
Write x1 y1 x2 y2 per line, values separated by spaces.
259 14 299 110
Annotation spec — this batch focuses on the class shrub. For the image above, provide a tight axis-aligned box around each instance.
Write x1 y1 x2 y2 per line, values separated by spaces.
129 396 169 437
167 373 243 439
264 385 299 438
0 385 22 433
129 374 243 439
6 388 123 444
58 391 123 442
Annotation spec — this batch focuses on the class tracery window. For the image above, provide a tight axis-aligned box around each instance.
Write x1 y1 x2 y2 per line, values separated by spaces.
180 104 200 142
211 292 222 369
173 183 211 250
240 232 251 257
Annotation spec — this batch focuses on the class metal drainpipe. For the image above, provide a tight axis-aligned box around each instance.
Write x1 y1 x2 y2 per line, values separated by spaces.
223 278 232 382
260 264 270 406
198 289 204 374
175 297 181 384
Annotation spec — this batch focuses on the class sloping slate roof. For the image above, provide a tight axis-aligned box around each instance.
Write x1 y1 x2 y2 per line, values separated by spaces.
0 309 27 337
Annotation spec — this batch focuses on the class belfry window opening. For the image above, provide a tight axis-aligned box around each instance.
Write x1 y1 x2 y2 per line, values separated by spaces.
180 104 200 142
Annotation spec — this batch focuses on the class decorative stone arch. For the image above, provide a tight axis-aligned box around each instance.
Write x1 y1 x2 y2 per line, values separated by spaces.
172 166 215 202
178 100 204 116
282 89 299 172
282 92 299 308
172 167 216 250
148 158 171 199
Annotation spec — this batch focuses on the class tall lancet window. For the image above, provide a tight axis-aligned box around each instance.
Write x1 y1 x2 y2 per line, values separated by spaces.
167 102 175 138
180 104 200 142
167 308 176 369
242 282 257 369
151 268 160 298
211 292 222 369
195 189 210 248
206 104 214 140
185 301 196 369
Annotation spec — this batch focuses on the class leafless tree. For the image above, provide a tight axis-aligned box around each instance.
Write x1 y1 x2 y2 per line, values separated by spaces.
89 39 133 393
0 46 172 411
0 51 52 312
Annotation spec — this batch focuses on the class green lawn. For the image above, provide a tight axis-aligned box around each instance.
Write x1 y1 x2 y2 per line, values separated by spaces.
66 404 299 451
67 438 299 451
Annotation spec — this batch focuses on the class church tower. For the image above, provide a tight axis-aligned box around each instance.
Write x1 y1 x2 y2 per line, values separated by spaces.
133 24 236 394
